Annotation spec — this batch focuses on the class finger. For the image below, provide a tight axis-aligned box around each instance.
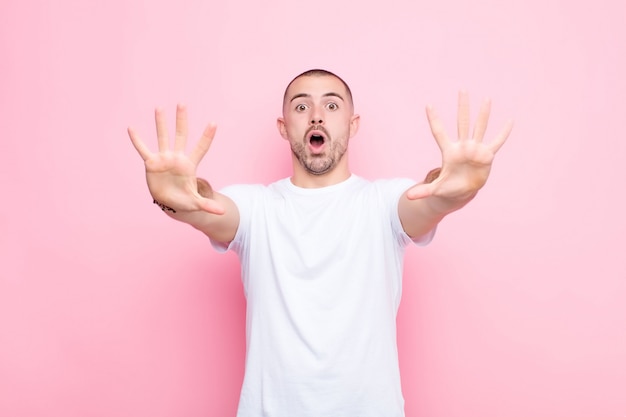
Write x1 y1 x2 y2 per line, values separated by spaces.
155 107 170 151
426 105 449 151
472 98 491 141
406 182 435 200
489 119 514 154
127 127 152 161
174 103 188 152
457 90 470 140
189 122 217 166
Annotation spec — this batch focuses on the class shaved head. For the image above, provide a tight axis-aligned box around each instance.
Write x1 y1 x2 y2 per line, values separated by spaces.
283 69 354 109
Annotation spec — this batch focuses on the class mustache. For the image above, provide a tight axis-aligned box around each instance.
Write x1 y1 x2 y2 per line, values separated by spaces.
305 124 330 137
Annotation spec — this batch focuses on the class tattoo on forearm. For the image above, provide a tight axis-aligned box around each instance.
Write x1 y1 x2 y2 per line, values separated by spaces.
153 199 176 213
152 178 212 214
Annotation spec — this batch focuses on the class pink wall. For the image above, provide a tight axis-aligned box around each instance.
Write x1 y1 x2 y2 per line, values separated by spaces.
1 0 624 416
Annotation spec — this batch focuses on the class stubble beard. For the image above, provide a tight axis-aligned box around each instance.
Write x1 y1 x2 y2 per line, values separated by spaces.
291 136 347 176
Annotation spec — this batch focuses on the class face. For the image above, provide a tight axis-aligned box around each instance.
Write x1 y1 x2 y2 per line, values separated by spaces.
278 75 359 176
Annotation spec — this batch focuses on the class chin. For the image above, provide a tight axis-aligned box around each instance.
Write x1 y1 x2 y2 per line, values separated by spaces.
304 164 333 176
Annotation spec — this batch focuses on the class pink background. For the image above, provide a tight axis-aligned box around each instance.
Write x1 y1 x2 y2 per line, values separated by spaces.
1 0 625 416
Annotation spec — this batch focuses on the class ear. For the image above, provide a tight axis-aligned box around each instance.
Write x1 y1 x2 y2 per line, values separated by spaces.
349 114 360 138
277 117 289 140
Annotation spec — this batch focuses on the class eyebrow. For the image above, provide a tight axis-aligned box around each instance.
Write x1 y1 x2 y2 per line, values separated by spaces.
289 92 345 103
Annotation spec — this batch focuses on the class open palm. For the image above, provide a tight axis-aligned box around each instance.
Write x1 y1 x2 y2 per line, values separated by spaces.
128 105 224 214
407 91 514 201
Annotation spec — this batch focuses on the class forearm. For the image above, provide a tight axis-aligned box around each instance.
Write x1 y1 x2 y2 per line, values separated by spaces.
399 191 475 239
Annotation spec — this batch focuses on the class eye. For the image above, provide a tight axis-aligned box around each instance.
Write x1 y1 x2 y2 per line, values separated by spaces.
326 102 338 111
295 104 308 112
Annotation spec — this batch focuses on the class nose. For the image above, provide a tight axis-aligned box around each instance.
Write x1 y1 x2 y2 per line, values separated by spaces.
310 107 323 125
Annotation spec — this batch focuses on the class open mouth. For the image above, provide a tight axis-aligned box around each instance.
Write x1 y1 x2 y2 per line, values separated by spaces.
306 128 328 152
309 134 325 147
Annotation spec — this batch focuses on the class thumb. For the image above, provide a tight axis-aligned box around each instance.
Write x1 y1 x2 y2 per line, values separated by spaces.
198 196 226 215
406 166 441 199
406 182 435 200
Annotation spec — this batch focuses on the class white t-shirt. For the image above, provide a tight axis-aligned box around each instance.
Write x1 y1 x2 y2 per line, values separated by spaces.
212 175 434 417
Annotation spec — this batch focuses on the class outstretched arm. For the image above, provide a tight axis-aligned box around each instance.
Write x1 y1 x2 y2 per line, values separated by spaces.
398 91 514 239
128 104 239 244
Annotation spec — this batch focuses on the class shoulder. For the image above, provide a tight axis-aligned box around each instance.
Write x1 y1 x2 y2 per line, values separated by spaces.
218 178 292 207
363 177 416 200
371 177 415 189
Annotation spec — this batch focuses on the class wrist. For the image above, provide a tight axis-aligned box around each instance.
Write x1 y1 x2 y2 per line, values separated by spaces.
153 199 176 213
427 192 476 215
152 177 214 214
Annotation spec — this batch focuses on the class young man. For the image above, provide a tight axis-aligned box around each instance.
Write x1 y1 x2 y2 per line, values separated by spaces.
128 69 513 417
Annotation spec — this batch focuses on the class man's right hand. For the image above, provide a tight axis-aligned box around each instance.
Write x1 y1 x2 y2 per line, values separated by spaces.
128 104 225 215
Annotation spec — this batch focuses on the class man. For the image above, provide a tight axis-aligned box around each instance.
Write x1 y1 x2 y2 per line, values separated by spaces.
128 69 513 416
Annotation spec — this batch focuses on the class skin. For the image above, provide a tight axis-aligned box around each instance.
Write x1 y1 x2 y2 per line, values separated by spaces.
128 105 240 243
398 92 514 237
277 74 360 188
128 74 513 243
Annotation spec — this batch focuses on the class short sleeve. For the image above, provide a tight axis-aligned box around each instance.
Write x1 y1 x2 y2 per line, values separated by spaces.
378 178 437 247
209 184 263 253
